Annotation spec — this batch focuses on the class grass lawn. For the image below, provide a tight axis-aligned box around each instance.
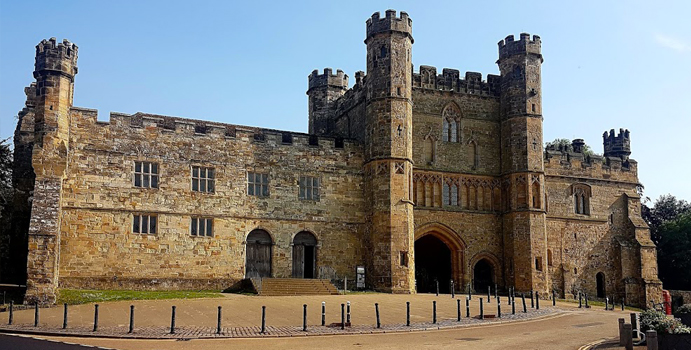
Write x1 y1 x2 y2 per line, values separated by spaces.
57 289 224 305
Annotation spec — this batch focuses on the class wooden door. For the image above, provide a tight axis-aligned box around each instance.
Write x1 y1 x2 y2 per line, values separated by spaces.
292 244 305 278
246 243 271 278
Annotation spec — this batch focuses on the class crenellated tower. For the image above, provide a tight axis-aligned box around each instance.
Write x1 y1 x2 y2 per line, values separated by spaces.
363 10 415 293
24 38 78 304
603 128 631 160
497 33 550 295
307 68 349 135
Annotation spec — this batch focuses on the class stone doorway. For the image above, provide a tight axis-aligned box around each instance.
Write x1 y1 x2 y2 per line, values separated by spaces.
414 234 452 293
292 231 317 278
246 229 272 278
596 272 606 298
473 259 494 293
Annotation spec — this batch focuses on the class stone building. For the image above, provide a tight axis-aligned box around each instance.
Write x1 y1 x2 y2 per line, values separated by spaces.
5 9 662 306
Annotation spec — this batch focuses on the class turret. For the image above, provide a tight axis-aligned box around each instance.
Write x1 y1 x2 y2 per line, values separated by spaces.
603 128 631 160
498 33 543 119
307 68 348 135
363 10 415 293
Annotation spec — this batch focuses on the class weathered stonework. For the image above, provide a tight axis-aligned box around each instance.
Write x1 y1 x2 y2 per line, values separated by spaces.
7 10 661 307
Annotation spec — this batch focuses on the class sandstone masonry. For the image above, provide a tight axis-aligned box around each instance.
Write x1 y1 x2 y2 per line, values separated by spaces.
6 10 662 307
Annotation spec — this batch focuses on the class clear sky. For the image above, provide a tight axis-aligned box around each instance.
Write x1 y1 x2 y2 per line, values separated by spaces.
1 0 689 202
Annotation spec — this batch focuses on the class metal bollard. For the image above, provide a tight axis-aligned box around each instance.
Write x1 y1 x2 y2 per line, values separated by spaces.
8 301 13 325
341 303 345 330
578 292 583 308
522 293 527 313
375 303 380 328
552 290 556 306
621 298 625 311
321 302 326 326
512 295 516 314
468 283 472 300
261 306 266 334
406 301 410 326
347 301 351 324
457 299 461 321
494 284 498 301
34 302 39 327
480 298 484 319
303 304 307 332
63 303 68 329
630 313 639 338
344 277 347 294
129 305 135 334
466 297 470 318
217 306 222 335
497 297 501 318
618 318 625 346
451 280 455 298
530 290 534 308
433 301 437 324
93 304 99 332
623 323 633 350
170 306 176 334
646 330 658 350
487 286 491 303
536 292 540 310
436 280 439 296
585 294 590 308
605 297 609 311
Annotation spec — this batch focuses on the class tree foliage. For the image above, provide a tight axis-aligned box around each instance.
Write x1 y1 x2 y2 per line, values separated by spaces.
545 138 594 156
643 195 691 290
0 138 12 208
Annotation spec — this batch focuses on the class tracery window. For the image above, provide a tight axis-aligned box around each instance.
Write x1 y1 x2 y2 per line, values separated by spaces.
572 184 591 215
442 104 460 142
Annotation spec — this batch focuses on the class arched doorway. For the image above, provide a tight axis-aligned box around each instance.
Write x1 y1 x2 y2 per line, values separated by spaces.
292 231 317 278
415 235 452 293
473 259 494 293
246 229 272 278
596 272 606 298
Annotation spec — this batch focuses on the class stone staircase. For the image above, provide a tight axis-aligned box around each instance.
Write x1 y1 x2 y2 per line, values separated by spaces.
256 278 340 296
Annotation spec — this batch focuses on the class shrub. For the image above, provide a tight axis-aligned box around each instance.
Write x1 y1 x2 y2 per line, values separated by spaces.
639 309 691 334
675 304 691 315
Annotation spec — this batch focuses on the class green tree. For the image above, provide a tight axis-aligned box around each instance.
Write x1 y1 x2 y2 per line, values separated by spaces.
545 138 594 156
642 194 691 245
0 138 12 215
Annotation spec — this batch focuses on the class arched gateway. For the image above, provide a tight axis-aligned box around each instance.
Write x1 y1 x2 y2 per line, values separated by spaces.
414 224 465 293
246 229 272 278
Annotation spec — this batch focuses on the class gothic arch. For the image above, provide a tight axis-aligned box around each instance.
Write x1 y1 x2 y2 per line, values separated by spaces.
415 222 466 290
469 251 502 289
442 103 461 142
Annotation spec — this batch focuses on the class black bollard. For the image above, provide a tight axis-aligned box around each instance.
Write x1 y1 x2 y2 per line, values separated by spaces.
512 295 516 314
536 292 540 310
436 279 439 296
497 297 501 318
321 302 326 326
341 303 345 330
530 290 534 308
585 294 590 308
457 299 461 321
433 301 437 324
621 298 625 311
468 283 472 300
508 289 512 306
406 301 410 326
34 302 39 327
375 303 381 328
129 305 135 334
494 284 498 301
303 304 307 332
93 304 99 332
578 292 583 308
63 303 68 329
8 301 13 325
522 293 527 313
487 286 491 303
261 306 266 334
605 297 609 311
466 297 470 318
553 290 556 306
347 301 351 324
170 305 175 334
451 280 455 298
480 298 484 319
217 306 222 335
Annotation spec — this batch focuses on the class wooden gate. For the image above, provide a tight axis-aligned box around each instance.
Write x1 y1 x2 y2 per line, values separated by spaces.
292 231 317 278
246 230 272 278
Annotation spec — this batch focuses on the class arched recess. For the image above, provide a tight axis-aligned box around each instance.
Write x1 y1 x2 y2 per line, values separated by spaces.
469 251 502 292
245 229 273 278
596 272 606 298
414 223 466 292
292 231 318 279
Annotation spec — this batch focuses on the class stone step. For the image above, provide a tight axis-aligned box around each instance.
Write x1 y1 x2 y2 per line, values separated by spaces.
258 278 340 296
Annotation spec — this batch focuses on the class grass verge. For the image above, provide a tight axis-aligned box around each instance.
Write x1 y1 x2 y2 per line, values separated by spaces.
57 289 223 305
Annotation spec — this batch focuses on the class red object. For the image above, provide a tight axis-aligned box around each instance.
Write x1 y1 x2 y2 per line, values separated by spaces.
662 290 672 315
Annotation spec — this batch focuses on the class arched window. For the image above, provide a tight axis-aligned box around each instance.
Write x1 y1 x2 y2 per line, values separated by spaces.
532 181 541 209
442 119 450 141
424 137 435 164
442 103 460 143
450 184 458 206
572 184 591 215
468 141 478 170
442 183 450 205
449 120 457 142
380 45 387 58
547 249 553 266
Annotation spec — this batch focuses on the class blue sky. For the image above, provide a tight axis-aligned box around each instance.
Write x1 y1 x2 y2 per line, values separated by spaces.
1 0 689 202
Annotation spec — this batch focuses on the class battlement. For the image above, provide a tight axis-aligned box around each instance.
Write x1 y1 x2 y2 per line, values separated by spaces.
365 10 413 42
412 66 500 96
603 128 631 159
34 38 78 78
498 33 541 61
308 68 349 91
544 137 638 183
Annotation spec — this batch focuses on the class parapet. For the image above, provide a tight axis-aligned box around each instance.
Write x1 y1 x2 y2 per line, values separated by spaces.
603 128 631 159
365 10 413 42
498 33 541 61
34 38 78 78
412 65 500 96
307 68 349 92
544 137 638 183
